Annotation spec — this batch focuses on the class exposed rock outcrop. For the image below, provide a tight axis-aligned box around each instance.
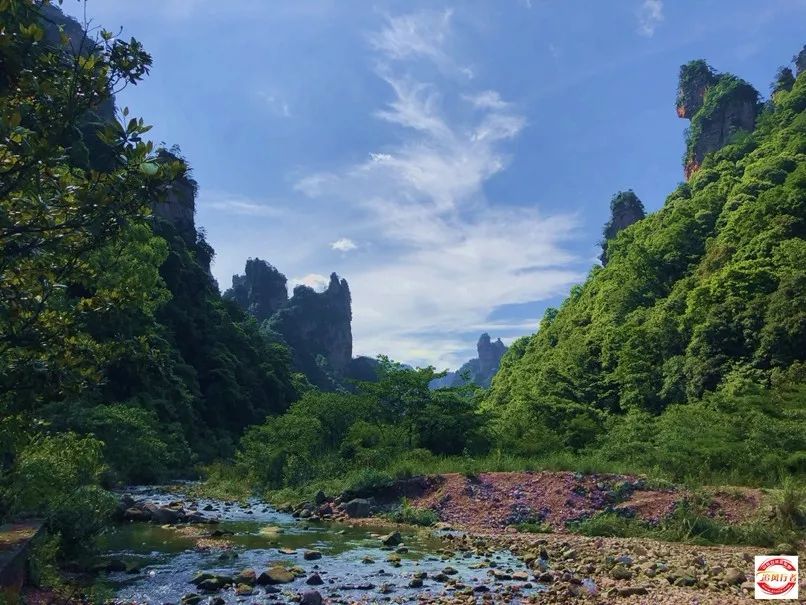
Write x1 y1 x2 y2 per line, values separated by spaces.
676 60 759 179
224 262 362 389
152 150 198 244
225 259 288 323
600 190 646 266
268 273 353 378
430 333 507 389
795 44 806 76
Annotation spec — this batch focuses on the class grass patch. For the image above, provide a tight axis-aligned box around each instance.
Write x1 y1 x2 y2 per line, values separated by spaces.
568 500 790 547
186 463 254 502
385 498 438 527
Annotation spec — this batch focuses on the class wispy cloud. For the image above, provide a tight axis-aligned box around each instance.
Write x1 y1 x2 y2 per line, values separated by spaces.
637 0 664 37
369 9 453 63
369 9 474 79
331 238 358 252
201 191 284 216
295 9 583 368
463 90 511 110
257 91 292 118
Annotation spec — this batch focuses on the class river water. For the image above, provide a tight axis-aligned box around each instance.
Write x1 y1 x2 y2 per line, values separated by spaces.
98 487 542 604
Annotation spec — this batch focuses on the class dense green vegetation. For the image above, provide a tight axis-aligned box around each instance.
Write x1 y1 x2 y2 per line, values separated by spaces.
485 60 806 482
0 0 296 560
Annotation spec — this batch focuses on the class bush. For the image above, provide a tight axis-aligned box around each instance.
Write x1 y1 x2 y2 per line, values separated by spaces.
4 433 116 558
344 468 394 495
386 498 438 527
80 404 180 484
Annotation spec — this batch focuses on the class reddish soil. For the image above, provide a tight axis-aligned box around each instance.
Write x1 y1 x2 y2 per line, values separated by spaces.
408 471 764 533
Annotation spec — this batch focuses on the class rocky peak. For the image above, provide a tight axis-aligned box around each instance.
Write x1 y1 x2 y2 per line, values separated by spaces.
225 261 354 387
676 61 759 179
795 44 806 76
151 150 198 242
477 333 506 376
676 60 717 119
283 273 352 374
600 190 646 266
225 259 288 323
430 334 508 390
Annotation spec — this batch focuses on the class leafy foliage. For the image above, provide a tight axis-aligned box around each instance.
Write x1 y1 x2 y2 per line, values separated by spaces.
2 433 116 558
233 359 490 490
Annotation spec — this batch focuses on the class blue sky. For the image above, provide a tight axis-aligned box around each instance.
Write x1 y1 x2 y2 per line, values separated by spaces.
64 0 806 370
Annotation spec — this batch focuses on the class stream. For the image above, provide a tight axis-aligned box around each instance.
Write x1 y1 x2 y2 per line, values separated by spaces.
98 487 543 604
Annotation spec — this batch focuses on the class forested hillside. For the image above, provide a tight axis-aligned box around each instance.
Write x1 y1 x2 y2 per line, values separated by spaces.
0 0 296 503
485 53 806 479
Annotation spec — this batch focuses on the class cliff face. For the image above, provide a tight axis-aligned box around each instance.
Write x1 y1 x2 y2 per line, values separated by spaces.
431 333 508 389
225 259 288 323
677 61 759 179
477 333 507 380
600 190 646 266
225 262 357 389
269 273 353 377
152 151 198 243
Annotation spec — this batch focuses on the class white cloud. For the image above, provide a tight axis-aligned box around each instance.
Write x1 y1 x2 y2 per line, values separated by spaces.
201 191 284 216
370 9 453 63
463 90 511 110
370 9 474 78
331 238 358 252
290 273 330 292
294 10 583 368
637 0 664 37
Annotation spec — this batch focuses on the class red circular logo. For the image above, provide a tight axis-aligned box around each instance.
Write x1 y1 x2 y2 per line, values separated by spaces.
756 557 797 596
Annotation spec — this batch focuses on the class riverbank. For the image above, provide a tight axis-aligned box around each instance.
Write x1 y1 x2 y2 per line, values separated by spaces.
79 474 804 605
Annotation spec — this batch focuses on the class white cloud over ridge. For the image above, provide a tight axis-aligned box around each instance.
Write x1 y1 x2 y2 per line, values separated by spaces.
290 273 330 292
296 9 583 369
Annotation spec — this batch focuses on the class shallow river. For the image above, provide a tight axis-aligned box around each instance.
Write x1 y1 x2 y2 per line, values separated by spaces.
99 487 541 604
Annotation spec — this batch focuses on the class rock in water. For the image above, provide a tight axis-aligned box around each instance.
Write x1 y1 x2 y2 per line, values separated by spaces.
381 531 402 546
256 567 295 585
300 591 323 605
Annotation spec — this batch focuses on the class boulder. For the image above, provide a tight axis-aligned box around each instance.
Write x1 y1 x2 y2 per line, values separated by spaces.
234 568 256 586
306 572 324 585
257 566 295 585
300 591 323 605
343 498 371 518
303 550 322 561
380 531 402 546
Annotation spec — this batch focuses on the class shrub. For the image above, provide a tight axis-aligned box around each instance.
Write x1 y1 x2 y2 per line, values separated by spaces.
4 433 116 558
386 498 438 527
344 468 394 495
